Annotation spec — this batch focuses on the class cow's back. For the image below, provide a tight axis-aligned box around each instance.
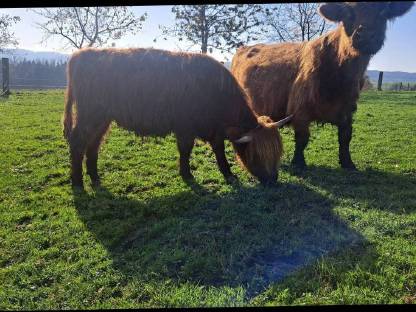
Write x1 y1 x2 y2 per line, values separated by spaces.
231 43 303 121
68 48 253 138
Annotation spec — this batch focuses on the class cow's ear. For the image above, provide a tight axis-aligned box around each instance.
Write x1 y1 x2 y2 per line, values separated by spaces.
382 2 414 19
319 3 352 23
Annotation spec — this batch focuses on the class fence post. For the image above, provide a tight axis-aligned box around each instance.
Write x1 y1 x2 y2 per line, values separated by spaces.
377 71 383 91
2 58 10 97
408 83 410 91
399 82 402 91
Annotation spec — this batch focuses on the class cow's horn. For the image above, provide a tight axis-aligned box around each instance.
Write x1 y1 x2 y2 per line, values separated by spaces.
270 114 293 128
234 135 253 144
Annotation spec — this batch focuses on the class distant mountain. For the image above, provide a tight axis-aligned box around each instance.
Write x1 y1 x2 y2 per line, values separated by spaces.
1 49 415 85
366 70 416 84
224 61 416 84
0 48 70 63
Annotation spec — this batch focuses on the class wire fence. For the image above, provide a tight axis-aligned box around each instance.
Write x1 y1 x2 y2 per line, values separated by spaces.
1 72 416 91
0 75 67 89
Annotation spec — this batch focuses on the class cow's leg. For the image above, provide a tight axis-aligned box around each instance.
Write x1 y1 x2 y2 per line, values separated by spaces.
176 134 195 180
86 122 110 187
209 135 236 183
69 125 88 188
292 123 310 169
338 115 357 170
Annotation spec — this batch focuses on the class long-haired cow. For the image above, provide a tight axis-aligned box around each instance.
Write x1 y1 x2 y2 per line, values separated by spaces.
63 48 293 188
231 2 413 170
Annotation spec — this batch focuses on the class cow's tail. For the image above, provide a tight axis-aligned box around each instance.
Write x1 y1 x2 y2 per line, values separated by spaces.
63 80 74 142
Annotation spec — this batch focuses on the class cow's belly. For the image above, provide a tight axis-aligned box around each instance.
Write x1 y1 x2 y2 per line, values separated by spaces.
312 100 357 125
109 102 174 137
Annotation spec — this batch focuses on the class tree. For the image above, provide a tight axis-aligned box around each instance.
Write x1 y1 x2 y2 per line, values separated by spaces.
0 14 20 51
32 7 147 49
156 5 264 55
261 3 333 42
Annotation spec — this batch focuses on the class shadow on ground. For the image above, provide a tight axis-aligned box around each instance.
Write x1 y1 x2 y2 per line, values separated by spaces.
72 179 367 297
282 164 416 214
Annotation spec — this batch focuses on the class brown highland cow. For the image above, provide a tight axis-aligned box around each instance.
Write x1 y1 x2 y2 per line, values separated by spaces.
231 2 413 170
63 47 293 188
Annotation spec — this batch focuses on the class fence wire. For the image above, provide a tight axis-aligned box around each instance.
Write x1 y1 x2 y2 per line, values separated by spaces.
0 75 67 89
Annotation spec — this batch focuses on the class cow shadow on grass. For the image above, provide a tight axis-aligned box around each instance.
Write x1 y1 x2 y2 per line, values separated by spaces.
72 181 367 297
282 164 416 214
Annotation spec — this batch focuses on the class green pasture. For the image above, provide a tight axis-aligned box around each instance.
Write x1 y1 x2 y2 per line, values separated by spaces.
0 90 415 308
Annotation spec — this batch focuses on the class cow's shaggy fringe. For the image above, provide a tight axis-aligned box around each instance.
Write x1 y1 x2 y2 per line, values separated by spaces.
234 116 283 178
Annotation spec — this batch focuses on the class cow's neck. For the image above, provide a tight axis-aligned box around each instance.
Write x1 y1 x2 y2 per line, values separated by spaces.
329 26 371 80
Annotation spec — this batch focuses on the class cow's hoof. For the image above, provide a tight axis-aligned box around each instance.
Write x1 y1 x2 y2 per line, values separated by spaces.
71 183 85 192
91 179 101 189
260 180 278 188
71 176 84 188
180 172 195 182
224 174 238 184
291 160 307 171
341 164 358 171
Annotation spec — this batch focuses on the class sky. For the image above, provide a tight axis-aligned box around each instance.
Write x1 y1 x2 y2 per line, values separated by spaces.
1 4 416 72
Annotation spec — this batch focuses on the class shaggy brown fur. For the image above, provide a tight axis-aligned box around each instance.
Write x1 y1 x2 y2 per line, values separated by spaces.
63 47 292 188
233 115 284 180
231 2 413 170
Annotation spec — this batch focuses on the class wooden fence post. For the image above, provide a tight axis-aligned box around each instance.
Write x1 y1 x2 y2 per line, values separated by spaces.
399 82 402 91
377 71 383 91
2 58 10 97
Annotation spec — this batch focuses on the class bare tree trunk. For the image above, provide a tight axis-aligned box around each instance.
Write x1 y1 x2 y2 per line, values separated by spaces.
201 40 208 53
298 4 306 41
200 6 208 53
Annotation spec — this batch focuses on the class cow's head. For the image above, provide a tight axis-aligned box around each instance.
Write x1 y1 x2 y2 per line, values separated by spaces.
319 2 414 55
228 115 293 185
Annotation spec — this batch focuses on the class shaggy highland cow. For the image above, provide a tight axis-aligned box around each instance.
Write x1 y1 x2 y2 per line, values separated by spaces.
231 2 413 170
63 47 293 188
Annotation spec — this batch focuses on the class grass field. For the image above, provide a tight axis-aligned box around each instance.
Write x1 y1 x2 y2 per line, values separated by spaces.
0 90 415 308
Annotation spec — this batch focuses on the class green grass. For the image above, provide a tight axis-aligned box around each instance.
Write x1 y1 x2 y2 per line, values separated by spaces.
0 89 415 308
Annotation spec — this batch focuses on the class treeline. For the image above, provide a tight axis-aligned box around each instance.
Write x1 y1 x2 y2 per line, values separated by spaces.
2 59 67 89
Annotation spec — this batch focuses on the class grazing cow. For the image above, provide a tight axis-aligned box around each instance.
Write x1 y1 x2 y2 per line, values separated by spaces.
231 2 413 170
63 47 293 188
